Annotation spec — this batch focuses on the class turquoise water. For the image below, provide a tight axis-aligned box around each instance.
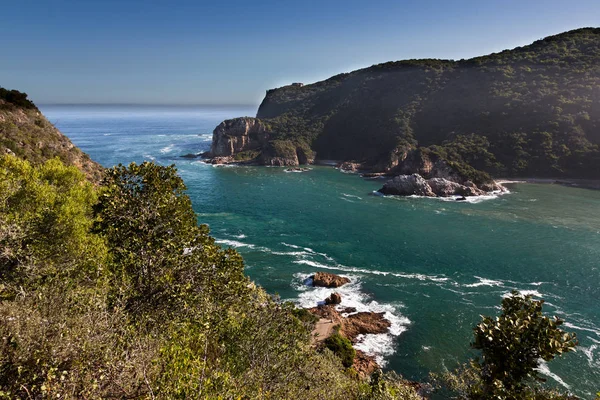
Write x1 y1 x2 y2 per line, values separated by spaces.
41 105 600 397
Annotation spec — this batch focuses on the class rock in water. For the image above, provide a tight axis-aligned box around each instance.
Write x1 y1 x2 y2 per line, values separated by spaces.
342 312 392 341
378 173 435 196
325 292 342 305
312 272 350 288
426 177 463 196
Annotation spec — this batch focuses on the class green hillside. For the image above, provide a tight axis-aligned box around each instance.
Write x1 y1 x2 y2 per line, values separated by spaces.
0 87 102 181
253 28 600 178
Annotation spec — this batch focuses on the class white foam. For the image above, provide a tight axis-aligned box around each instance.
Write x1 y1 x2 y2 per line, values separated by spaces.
536 360 570 390
160 144 175 154
284 168 312 173
271 251 312 257
215 238 270 253
465 276 504 288
282 243 335 261
581 344 598 368
216 239 255 248
385 189 509 204
502 289 543 298
292 260 449 283
342 193 363 200
563 322 600 337
292 272 410 365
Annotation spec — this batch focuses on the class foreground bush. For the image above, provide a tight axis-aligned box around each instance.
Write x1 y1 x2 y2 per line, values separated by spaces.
3 157 426 399
437 291 577 399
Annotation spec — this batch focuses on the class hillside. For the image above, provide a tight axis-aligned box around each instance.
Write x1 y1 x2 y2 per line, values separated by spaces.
0 87 102 181
209 28 600 181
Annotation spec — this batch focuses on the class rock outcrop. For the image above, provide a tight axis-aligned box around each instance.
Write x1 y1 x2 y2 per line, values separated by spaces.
209 117 269 157
325 292 342 305
353 350 379 377
341 312 392 341
378 173 505 198
379 174 436 196
307 305 393 377
312 272 350 288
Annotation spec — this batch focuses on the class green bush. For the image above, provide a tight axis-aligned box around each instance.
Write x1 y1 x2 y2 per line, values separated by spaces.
437 291 578 399
323 332 356 368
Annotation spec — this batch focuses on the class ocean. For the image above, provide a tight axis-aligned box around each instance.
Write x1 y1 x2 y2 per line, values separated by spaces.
40 104 600 397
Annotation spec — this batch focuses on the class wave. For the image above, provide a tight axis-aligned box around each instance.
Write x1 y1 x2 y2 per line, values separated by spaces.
464 276 504 288
160 144 175 154
292 260 449 283
563 322 600 338
536 360 570 390
215 238 270 253
342 193 363 200
281 243 335 261
380 189 510 204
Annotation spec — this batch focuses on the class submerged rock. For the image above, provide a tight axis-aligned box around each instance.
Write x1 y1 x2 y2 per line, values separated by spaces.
312 272 350 288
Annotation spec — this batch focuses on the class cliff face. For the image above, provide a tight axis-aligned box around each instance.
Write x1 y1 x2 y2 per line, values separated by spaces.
0 90 103 182
210 117 270 157
207 116 314 166
211 28 600 181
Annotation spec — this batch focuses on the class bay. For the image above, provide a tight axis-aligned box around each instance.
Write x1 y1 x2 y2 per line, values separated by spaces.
41 104 600 397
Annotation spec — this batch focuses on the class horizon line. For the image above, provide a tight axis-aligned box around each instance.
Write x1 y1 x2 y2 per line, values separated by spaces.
38 102 259 108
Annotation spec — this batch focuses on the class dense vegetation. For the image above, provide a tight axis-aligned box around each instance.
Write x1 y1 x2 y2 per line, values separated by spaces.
0 155 582 399
437 292 578 399
0 87 102 181
0 155 427 399
0 88 36 110
253 28 600 178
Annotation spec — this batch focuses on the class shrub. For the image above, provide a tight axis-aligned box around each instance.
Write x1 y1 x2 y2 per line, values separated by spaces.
323 332 356 368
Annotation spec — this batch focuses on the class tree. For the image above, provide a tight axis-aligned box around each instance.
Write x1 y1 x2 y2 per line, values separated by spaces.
468 291 577 398
437 291 578 399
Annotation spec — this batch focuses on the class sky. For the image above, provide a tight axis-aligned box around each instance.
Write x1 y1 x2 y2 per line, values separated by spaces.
1 0 599 106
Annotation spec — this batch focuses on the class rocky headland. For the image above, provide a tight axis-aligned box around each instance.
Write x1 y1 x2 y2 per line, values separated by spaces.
200 29 600 199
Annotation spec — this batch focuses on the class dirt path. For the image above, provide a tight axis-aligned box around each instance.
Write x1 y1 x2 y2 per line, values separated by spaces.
311 318 336 344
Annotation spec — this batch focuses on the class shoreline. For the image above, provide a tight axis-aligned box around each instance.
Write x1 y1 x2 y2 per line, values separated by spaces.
498 177 600 191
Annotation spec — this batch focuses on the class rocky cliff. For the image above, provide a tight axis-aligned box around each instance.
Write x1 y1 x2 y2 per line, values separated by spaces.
0 88 102 182
206 116 314 166
208 28 600 184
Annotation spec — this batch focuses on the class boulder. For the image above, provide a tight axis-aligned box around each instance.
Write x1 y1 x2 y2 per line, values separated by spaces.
341 312 392 341
426 177 463 197
325 292 342 305
378 173 435 196
312 272 350 288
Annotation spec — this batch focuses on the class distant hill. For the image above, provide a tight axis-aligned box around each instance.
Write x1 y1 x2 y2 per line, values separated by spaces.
0 87 102 181
212 28 600 180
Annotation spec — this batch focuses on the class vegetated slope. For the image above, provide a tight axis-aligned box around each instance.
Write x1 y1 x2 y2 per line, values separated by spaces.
0 87 102 181
255 28 600 178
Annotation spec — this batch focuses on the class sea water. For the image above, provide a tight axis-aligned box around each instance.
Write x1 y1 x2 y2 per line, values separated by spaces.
41 105 600 397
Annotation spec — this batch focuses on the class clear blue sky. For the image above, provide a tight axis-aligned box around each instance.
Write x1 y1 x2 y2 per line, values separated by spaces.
1 0 598 105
